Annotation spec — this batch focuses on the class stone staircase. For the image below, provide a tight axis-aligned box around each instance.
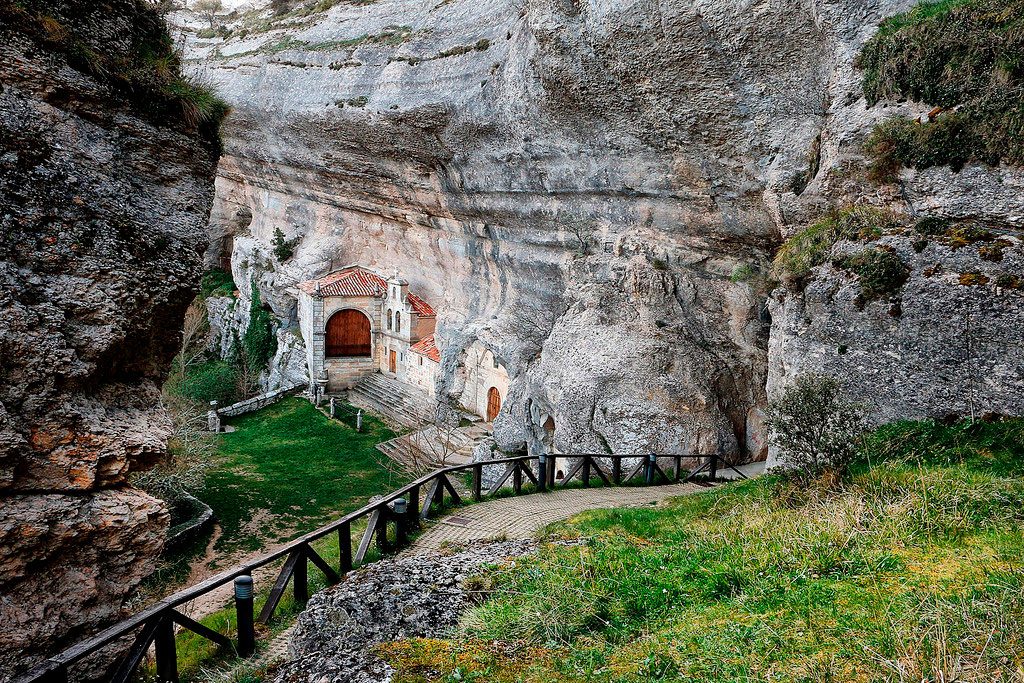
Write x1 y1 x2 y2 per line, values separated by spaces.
348 372 436 430
376 421 493 472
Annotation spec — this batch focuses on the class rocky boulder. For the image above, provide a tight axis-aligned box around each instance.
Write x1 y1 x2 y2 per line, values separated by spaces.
275 540 536 683
0 0 220 676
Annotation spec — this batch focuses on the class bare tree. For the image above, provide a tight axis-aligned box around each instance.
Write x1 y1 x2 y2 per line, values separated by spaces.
193 0 222 29
171 301 211 388
564 218 594 257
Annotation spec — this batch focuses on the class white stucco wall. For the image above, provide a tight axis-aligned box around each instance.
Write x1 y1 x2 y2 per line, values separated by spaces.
407 353 438 396
459 341 510 421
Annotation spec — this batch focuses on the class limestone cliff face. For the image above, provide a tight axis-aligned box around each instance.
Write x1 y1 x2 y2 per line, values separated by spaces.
768 232 1024 460
0 0 220 677
181 0 1021 460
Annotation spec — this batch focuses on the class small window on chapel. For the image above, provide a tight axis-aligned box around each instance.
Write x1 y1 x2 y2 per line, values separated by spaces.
419 357 423 366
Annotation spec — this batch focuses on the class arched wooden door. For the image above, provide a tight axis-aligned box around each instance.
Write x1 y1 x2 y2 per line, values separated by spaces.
486 387 501 422
326 309 371 357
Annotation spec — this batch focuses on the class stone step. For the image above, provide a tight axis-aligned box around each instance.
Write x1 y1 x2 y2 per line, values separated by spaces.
349 373 436 430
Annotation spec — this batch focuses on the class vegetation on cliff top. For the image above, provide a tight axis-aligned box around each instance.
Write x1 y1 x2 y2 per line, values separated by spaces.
2 0 229 147
771 206 902 284
380 417 1024 682
858 0 1024 180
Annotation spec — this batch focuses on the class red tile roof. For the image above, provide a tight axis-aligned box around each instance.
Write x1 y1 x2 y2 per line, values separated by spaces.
406 292 435 317
409 334 441 363
298 266 435 317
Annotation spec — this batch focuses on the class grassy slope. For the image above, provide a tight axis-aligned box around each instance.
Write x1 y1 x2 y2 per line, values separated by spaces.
380 419 1024 682
149 397 401 681
203 396 399 556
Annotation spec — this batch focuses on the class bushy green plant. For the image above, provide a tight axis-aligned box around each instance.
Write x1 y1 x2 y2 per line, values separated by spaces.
765 373 868 475
199 268 236 298
167 359 239 405
858 0 1024 179
772 206 902 284
242 283 277 374
835 247 909 299
271 227 298 261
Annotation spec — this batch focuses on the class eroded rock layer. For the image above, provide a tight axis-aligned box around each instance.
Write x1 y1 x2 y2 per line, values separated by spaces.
0 0 219 676
182 0 1023 460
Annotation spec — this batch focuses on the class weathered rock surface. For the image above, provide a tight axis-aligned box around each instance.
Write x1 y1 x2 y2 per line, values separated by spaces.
0 0 219 676
766 232 1024 467
0 490 168 664
275 540 536 683
178 0 1024 463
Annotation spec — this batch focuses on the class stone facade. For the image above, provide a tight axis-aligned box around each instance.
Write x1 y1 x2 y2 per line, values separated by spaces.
296 266 441 393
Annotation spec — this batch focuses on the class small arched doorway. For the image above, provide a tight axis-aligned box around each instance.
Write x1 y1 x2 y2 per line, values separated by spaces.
326 309 371 357
486 387 501 422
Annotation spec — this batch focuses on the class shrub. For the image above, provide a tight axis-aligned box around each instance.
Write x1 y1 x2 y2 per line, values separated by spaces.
772 206 902 284
271 227 298 261
242 283 277 374
766 373 868 475
858 0 1024 179
835 248 909 300
168 359 239 405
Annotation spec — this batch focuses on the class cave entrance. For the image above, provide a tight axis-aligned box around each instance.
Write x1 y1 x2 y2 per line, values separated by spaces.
326 309 371 357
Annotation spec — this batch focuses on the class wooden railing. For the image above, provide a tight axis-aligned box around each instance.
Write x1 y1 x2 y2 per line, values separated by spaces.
17 453 748 683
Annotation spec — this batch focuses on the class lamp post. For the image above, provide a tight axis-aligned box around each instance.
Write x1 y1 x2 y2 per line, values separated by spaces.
393 497 408 546
234 575 255 657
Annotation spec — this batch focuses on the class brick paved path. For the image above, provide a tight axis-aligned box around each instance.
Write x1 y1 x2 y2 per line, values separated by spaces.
405 481 704 554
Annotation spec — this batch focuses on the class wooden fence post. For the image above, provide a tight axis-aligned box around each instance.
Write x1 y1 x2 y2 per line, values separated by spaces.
293 546 308 604
513 462 523 494
612 457 621 484
582 456 591 488
645 454 655 485
407 486 420 530
154 613 178 683
709 454 718 480
375 506 388 555
472 464 483 501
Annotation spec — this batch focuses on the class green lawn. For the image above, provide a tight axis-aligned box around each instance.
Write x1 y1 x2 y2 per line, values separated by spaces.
201 396 400 559
379 418 1024 682
143 396 402 681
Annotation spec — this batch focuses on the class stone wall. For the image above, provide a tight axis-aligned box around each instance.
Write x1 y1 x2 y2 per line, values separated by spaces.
0 1 219 677
216 383 306 418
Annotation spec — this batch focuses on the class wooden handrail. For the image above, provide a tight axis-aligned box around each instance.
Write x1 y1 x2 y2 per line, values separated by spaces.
16 452 736 683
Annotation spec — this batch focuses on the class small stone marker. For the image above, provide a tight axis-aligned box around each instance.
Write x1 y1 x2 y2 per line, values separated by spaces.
329 397 336 419
207 400 220 433
356 409 363 433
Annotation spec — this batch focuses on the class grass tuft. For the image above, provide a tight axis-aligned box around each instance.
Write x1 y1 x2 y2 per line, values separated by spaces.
772 206 903 285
